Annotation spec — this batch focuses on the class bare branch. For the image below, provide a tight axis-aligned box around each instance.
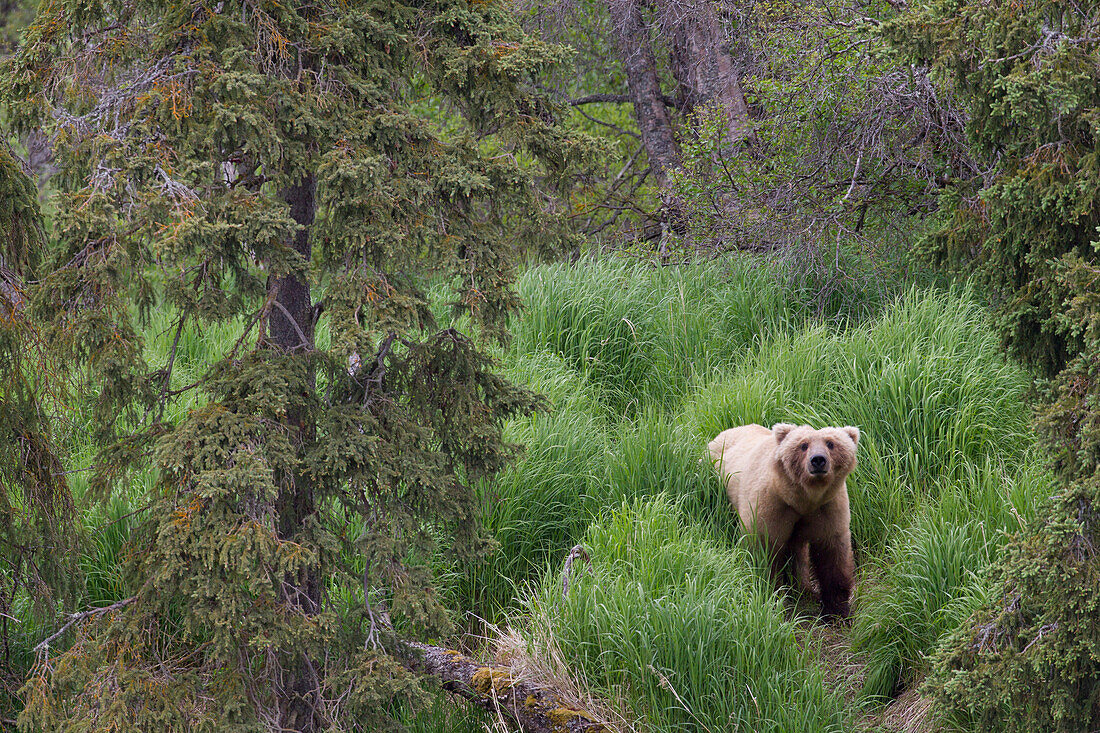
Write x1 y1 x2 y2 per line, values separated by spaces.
571 104 640 139
561 544 592 598
34 597 136 656
570 93 681 109
271 298 314 351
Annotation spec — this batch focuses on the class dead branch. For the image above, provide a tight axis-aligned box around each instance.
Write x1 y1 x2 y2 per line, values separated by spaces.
33 596 136 656
561 544 592 599
571 104 640 139
570 93 681 109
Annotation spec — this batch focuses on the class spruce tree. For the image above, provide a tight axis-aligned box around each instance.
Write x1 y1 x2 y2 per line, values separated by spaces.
0 141 80 711
887 0 1100 379
886 1 1100 728
1 0 593 728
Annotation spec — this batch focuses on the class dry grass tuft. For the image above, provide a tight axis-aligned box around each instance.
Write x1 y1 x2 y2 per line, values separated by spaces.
866 685 935 733
488 624 641 733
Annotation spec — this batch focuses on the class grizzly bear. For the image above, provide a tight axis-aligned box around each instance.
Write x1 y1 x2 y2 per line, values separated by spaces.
708 423 859 619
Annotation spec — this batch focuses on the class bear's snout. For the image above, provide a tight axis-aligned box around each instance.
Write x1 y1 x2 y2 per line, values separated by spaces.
809 454 828 473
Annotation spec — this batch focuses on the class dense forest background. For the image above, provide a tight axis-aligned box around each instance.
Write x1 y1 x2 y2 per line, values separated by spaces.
1 0 1099 730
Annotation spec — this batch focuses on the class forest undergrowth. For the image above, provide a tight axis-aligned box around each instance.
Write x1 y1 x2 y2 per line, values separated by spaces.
15 256 1050 732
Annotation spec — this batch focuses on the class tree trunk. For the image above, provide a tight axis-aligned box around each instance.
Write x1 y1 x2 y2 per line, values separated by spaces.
0 264 25 312
606 0 680 189
401 641 608 732
271 173 322 732
665 0 752 144
270 175 317 353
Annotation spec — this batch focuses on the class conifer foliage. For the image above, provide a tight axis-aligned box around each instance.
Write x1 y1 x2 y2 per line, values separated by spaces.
887 0 1100 380
887 1 1100 728
1 0 592 727
0 142 80 709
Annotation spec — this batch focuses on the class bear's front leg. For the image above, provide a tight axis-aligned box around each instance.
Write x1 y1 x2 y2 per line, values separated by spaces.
803 500 855 621
755 502 799 590
809 534 854 621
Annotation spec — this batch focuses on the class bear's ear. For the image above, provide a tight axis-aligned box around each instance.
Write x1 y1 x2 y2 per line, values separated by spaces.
843 426 860 446
772 423 797 445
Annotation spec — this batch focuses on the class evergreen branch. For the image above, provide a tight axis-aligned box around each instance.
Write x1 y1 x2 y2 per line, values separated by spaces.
982 25 1098 67
33 597 136 655
153 165 200 208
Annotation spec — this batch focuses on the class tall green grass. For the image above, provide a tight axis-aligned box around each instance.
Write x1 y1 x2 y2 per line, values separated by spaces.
452 353 609 622
522 496 849 732
604 410 737 540
401 691 492 732
510 259 885 417
852 459 1053 700
855 517 997 700
455 375 735 623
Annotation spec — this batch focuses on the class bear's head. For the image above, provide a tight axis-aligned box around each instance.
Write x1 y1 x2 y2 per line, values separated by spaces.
772 423 859 493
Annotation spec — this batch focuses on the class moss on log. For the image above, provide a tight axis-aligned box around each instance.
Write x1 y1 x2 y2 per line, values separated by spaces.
402 641 606 732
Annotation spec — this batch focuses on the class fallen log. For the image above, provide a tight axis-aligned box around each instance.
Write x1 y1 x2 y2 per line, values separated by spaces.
401 641 606 732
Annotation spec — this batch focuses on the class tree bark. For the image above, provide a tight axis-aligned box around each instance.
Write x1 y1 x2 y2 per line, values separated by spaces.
271 175 317 353
271 173 322 732
606 0 680 190
0 264 25 312
665 0 751 143
401 641 608 732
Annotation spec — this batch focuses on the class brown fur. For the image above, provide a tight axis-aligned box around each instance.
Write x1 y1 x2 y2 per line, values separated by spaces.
708 423 859 619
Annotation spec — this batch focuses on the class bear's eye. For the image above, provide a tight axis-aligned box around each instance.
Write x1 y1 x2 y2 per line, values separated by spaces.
800 443 808 451
826 440 834 450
